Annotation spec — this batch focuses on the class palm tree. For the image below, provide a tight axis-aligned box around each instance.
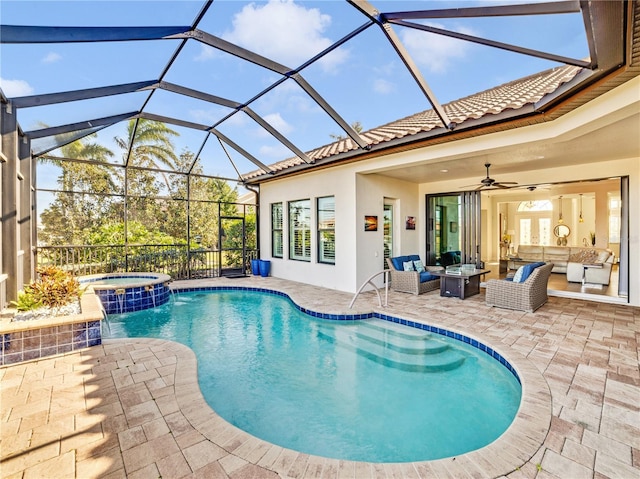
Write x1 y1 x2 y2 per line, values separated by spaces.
114 119 179 173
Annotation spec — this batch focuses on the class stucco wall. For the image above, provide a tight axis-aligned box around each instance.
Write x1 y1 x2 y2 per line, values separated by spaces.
258 167 356 292
258 165 419 293
354 174 420 290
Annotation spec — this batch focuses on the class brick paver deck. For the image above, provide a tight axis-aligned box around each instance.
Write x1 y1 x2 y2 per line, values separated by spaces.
1 277 638 478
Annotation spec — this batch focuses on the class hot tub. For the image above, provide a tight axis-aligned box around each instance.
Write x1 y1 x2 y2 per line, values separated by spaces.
79 273 171 314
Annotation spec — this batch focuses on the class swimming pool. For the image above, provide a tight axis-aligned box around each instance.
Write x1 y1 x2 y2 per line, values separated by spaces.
105 288 522 463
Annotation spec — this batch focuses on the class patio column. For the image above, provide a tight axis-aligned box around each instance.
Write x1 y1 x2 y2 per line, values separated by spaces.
19 135 34 284
1 99 19 303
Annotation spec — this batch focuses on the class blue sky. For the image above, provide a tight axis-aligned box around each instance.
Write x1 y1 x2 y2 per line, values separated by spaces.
1 0 589 190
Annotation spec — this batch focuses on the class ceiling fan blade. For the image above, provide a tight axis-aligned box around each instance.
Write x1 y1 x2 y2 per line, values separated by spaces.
497 181 518 185
474 185 486 191
495 183 513 189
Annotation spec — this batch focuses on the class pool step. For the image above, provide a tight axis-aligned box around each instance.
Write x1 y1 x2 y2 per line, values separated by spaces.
353 321 450 355
316 320 449 355
316 324 466 373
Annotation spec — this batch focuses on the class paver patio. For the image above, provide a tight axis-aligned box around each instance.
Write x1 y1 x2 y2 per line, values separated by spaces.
1 276 638 478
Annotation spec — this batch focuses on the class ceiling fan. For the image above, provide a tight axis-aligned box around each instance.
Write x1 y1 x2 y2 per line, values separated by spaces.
463 163 518 190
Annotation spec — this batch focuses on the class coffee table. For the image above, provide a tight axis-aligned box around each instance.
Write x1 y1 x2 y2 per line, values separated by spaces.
430 269 491 299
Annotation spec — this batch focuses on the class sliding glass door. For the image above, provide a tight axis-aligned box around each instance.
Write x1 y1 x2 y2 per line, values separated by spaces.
426 191 482 267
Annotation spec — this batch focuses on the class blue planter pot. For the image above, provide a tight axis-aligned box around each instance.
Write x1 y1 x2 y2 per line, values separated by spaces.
251 259 260 275
259 260 271 277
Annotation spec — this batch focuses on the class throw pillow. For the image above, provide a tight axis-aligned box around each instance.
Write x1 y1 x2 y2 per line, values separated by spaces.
513 262 545 283
413 260 425 273
596 251 610 263
512 265 526 283
403 261 415 271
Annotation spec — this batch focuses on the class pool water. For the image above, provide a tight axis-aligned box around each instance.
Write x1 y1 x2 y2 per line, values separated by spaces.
105 290 522 463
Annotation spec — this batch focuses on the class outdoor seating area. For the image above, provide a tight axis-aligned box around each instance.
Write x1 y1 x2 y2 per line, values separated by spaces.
386 256 443 295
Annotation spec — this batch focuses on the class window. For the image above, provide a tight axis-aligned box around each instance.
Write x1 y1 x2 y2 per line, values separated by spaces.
271 203 283 258
517 200 552 212
539 218 551 245
519 218 532 245
289 199 311 261
317 196 335 264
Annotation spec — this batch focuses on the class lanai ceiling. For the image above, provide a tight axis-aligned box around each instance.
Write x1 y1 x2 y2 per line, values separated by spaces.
0 0 636 190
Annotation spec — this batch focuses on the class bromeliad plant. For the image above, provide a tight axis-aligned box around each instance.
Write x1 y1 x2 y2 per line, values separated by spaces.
12 266 81 312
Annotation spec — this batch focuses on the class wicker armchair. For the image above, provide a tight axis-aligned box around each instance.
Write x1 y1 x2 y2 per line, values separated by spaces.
485 262 554 312
386 257 443 295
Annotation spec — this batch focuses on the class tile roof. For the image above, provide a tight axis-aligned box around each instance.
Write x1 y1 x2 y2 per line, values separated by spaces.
243 64 581 180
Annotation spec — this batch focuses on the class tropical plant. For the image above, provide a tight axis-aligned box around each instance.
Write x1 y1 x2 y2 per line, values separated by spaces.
11 266 81 311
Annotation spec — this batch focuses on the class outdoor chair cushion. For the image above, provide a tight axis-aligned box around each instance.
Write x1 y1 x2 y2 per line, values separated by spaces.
419 272 439 282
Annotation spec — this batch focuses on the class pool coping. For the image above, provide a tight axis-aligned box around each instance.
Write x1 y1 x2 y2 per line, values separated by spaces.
159 285 552 476
79 272 172 290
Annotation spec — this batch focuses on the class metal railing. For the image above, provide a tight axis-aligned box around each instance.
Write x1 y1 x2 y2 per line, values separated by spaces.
349 270 390 309
36 244 259 280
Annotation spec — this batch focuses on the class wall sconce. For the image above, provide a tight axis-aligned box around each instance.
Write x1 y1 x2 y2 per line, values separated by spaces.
579 194 584 223
558 196 564 224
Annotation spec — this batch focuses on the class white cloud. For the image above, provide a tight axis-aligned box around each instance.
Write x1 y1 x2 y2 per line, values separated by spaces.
373 78 395 94
254 112 293 138
401 23 474 73
263 113 293 134
42 52 62 64
0 78 34 97
223 0 348 73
